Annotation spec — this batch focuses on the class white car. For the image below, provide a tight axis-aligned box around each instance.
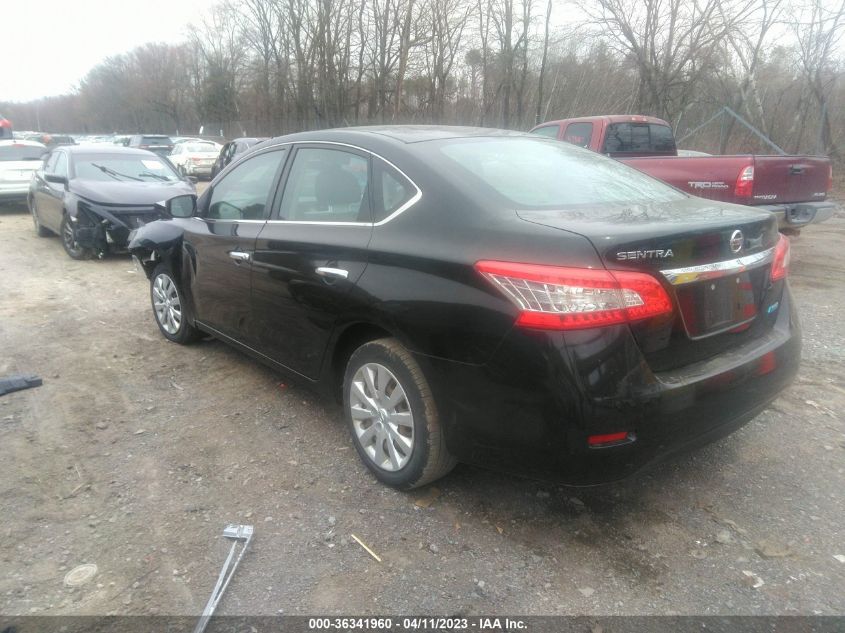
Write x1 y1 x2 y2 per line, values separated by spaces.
169 141 221 179
0 140 46 204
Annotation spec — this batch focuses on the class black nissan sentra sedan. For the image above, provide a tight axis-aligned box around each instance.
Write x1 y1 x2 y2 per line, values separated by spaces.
128 126 799 489
28 146 194 259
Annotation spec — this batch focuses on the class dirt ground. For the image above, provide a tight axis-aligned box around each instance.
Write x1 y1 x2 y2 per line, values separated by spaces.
0 191 843 618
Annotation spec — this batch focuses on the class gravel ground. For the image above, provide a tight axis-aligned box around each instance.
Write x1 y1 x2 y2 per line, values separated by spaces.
0 195 843 617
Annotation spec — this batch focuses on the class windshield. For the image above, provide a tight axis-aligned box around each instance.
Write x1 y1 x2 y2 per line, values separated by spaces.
74 154 180 182
0 144 46 161
436 137 686 208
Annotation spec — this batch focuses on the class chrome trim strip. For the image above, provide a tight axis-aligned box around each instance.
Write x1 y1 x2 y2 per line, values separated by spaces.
660 247 775 286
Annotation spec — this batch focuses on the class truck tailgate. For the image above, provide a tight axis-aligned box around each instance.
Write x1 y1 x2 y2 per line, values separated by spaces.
620 154 831 206
752 155 830 204
619 155 753 202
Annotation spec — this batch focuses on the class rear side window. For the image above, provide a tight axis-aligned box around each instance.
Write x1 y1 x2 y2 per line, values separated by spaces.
373 161 417 222
437 138 684 207
563 123 593 148
0 144 45 161
278 148 370 223
530 125 559 139
602 123 676 154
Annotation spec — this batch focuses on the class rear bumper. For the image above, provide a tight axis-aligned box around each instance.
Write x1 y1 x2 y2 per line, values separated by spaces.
419 285 801 484
758 201 839 228
185 165 213 177
0 183 30 202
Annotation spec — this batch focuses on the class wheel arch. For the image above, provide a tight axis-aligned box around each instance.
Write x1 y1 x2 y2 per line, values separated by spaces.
327 321 396 402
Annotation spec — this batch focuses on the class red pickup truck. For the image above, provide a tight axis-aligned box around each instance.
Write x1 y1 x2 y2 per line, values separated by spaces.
530 115 838 230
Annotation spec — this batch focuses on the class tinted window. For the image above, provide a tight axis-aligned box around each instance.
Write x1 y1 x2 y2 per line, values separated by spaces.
0 144 45 161
374 161 416 222
207 149 286 220
530 125 559 138
563 123 593 148
602 123 676 154
437 138 685 207
278 148 370 223
73 154 181 182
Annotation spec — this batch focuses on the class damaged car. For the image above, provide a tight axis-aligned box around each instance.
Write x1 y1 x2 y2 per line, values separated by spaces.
28 145 194 259
128 127 800 490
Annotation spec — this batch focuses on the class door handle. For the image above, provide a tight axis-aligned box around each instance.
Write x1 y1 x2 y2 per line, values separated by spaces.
229 251 251 262
315 266 349 280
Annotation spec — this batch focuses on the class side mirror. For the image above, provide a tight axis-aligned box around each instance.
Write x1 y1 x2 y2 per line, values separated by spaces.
158 194 196 218
45 173 68 186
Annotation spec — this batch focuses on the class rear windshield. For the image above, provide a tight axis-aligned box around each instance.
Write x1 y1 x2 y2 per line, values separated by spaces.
437 138 685 208
74 154 180 182
602 123 676 154
141 136 172 145
0 144 46 161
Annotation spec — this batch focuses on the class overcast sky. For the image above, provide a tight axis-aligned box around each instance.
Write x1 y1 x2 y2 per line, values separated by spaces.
3 0 207 102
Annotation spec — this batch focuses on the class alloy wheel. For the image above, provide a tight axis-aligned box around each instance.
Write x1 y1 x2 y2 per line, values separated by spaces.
349 363 414 472
152 273 183 335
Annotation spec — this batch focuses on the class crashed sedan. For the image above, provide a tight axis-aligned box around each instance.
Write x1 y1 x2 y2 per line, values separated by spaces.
129 126 800 489
28 145 194 259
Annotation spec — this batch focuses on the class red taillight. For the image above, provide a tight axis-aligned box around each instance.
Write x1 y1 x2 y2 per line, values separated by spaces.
771 234 790 281
475 261 674 330
588 431 634 447
735 164 754 198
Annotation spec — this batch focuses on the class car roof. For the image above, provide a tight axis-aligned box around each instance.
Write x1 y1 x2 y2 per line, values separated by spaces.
265 125 534 146
0 139 46 148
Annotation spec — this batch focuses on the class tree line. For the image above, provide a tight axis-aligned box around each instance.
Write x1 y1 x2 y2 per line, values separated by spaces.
3 0 844 158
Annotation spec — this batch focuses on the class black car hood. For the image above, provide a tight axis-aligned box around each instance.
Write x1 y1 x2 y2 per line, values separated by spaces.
71 179 194 206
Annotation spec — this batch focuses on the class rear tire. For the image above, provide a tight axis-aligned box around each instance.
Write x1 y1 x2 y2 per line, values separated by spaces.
60 215 91 259
150 263 202 344
343 338 456 489
29 199 51 237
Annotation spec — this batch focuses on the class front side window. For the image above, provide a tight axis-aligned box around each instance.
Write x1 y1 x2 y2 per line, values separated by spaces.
278 147 370 223
53 152 68 177
207 149 286 220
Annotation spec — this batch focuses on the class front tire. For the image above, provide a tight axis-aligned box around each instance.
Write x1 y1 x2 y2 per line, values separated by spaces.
343 338 456 489
150 263 201 344
60 215 91 259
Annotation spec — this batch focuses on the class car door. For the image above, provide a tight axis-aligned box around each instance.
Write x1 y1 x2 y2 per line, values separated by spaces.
183 147 288 345
36 150 68 232
251 144 374 379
